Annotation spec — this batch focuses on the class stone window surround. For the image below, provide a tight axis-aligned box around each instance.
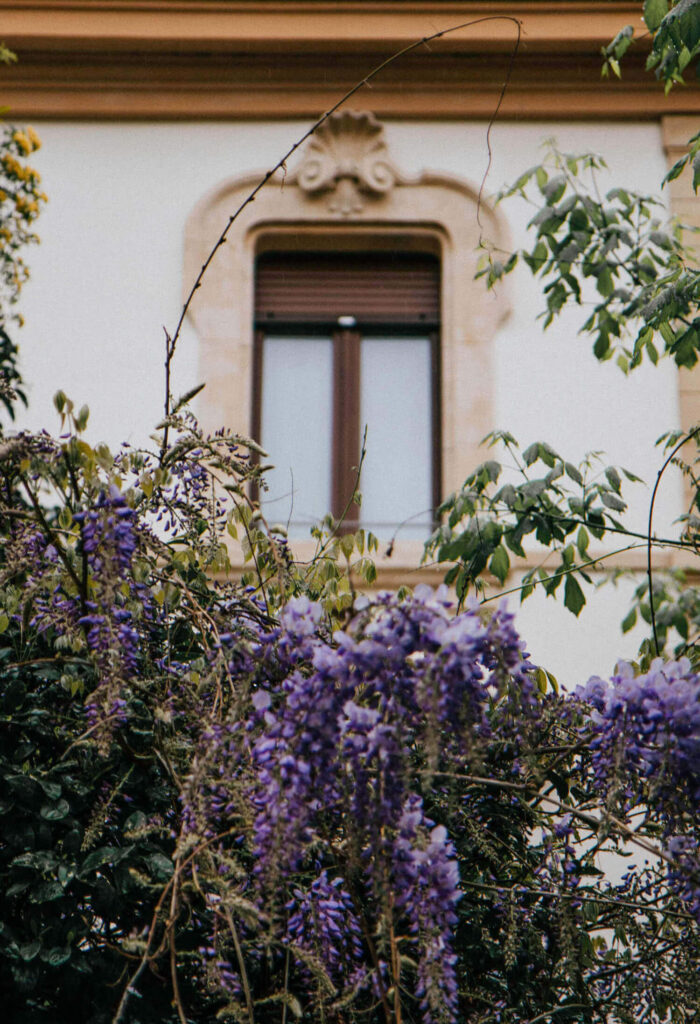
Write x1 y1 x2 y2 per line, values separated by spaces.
183 111 510 570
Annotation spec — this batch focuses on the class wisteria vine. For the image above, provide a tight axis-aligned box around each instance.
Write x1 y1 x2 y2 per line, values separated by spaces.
0 412 698 1024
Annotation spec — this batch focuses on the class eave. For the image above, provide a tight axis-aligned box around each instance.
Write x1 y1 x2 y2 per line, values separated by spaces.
0 1 698 120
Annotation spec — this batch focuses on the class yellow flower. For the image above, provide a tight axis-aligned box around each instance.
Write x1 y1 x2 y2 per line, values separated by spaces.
12 130 31 156
2 154 20 176
0 189 6 202
26 126 41 150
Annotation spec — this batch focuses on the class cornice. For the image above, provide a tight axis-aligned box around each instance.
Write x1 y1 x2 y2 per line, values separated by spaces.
0 0 698 120
0 1 648 52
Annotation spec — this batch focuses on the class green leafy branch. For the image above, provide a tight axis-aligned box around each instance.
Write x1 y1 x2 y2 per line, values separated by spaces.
645 0 700 89
481 146 700 370
602 0 700 90
424 432 643 616
602 1 700 189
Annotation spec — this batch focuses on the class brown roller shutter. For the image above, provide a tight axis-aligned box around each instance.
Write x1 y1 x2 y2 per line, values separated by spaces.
255 252 440 327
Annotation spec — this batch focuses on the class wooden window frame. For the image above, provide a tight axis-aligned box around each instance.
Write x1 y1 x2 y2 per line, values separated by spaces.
251 320 442 531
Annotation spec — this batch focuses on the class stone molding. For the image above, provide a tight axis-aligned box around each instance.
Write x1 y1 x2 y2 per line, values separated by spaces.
296 112 399 216
184 111 510 562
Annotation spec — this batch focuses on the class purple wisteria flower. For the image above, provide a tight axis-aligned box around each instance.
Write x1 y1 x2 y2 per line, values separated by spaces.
242 586 534 1022
580 657 700 920
393 795 461 1024
286 870 365 990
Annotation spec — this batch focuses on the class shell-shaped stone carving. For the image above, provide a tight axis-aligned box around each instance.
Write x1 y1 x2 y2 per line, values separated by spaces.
296 111 399 216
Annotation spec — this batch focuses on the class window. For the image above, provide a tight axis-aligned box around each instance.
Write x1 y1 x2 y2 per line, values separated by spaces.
252 251 441 539
185 108 509 573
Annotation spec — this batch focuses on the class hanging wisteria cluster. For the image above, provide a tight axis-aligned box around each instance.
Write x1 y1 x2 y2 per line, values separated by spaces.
581 659 700 922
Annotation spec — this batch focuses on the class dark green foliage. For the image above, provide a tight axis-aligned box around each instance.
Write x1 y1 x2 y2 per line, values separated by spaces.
0 626 186 1023
0 324 26 420
646 0 700 86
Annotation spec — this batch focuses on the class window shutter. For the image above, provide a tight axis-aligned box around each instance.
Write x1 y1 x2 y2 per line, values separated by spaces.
255 252 440 327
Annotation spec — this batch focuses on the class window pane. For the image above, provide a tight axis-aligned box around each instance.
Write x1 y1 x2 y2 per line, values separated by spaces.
359 337 433 540
260 336 333 536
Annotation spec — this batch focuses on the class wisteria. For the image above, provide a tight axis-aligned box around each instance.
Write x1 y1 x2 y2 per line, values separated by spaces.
1 410 699 1024
286 870 365 992
392 797 461 1024
580 658 700 922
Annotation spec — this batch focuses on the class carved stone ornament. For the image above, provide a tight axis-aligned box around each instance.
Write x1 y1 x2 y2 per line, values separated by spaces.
295 110 399 216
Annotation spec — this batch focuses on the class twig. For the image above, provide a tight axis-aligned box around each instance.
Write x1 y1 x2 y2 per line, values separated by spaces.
160 328 175 462
646 427 700 655
165 16 523 431
534 791 673 866
19 474 83 594
459 879 693 921
281 946 290 1024
476 15 521 230
111 826 240 1024
223 905 255 1024
169 877 188 1024
479 541 647 606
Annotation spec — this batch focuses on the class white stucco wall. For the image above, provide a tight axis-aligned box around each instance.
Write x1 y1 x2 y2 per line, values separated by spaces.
11 117 682 685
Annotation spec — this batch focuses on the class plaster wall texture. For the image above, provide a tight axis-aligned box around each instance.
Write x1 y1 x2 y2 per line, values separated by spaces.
11 117 681 685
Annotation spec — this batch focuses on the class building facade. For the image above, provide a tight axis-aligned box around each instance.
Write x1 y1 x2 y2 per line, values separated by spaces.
2 0 699 681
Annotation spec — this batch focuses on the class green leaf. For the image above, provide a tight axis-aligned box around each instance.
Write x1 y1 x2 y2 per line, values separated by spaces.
75 405 90 432
40 947 72 968
19 941 42 962
664 154 689 184
523 443 540 466
564 574 586 616
340 533 355 559
565 462 583 485
621 607 637 633
6 879 31 898
545 670 559 694
596 264 614 297
80 846 122 876
693 152 700 192
146 852 174 881
601 492 626 512
40 799 70 821
547 769 570 799
576 526 589 556
644 0 669 32
489 545 510 584
29 881 64 903
605 466 622 493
